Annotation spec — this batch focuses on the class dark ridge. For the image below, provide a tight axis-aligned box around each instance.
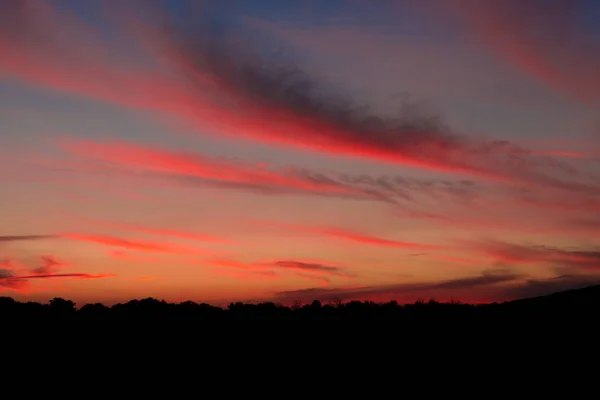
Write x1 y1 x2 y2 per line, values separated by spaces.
3 283 600 324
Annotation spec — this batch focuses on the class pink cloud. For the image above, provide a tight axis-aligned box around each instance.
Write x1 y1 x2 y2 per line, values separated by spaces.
437 0 600 106
207 257 354 279
1 269 116 292
249 220 441 251
460 240 600 270
207 268 280 282
1 1 595 196
61 234 207 255
30 255 69 275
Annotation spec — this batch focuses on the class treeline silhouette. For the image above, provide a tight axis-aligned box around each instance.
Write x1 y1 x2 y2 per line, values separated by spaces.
3 284 600 323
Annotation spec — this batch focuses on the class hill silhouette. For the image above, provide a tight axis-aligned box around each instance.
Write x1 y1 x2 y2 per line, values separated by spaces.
3 284 600 323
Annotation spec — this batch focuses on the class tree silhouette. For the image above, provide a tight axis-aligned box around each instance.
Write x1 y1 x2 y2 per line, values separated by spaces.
0 283 599 323
49 297 76 315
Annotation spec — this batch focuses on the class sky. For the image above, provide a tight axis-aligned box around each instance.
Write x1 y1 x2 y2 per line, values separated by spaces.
1 0 600 306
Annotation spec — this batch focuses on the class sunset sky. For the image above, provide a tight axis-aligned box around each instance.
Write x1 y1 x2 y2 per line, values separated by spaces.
1 0 600 306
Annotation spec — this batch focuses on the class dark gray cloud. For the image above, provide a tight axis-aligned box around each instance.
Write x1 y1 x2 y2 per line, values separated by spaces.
0 268 25 289
14 273 103 279
272 269 520 303
3 0 598 197
0 269 14 279
333 173 482 203
30 256 63 275
270 260 339 272
0 235 55 243
166 174 397 203
0 272 115 290
562 217 600 232
148 167 483 205
477 240 600 270
271 268 600 304
267 260 354 278
138 1 600 195
437 0 600 105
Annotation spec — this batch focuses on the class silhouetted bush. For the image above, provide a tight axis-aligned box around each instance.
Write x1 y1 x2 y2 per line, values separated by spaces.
2 284 600 324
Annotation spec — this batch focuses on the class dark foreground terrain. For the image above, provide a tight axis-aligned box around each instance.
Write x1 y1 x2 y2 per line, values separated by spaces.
3 283 600 324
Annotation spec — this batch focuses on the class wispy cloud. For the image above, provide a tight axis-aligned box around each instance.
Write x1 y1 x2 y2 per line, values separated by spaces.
16 273 116 280
207 268 280 282
0 235 54 243
114 225 228 244
59 212 230 244
504 274 600 300
313 227 440 250
2 0 599 304
249 221 440 250
108 251 161 263
295 273 331 286
133 3 598 192
466 240 600 270
61 234 208 255
272 269 520 303
268 260 350 276
1 0 596 197
0 0 182 117
60 139 388 202
0 269 26 290
1 268 116 291
272 270 600 304
56 138 496 206
30 255 68 275
207 257 354 281
437 0 600 105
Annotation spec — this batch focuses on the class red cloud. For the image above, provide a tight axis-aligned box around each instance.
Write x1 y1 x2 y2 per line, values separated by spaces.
250 221 440 251
295 273 331 287
2 255 76 281
1 1 594 195
313 227 440 250
17 273 117 280
62 234 207 255
537 151 591 159
433 256 482 266
399 206 600 239
60 139 382 200
31 255 68 275
465 240 600 270
208 268 280 282
1 270 116 292
59 212 230 245
438 0 600 106
207 257 354 279
117 226 227 244
108 251 161 263
0 235 54 242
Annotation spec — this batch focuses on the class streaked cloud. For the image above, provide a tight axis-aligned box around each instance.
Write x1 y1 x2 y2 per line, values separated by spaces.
436 0 600 106
30 255 68 275
0 235 55 243
207 257 355 282
61 234 208 255
1 0 599 305
272 269 520 303
2 0 596 196
249 220 441 250
60 139 389 202
471 240 600 270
